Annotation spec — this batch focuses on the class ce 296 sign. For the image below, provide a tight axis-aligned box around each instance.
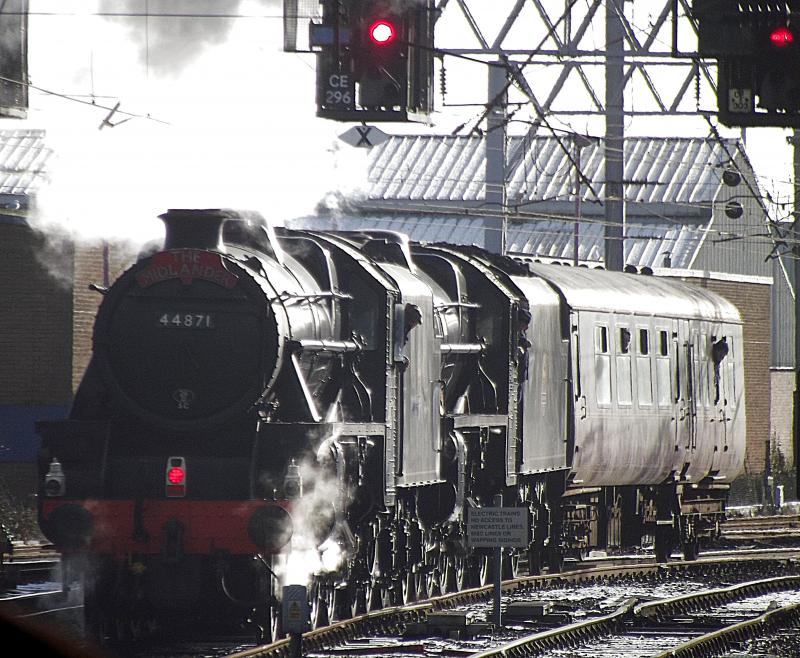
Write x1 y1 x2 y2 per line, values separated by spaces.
323 70 354 110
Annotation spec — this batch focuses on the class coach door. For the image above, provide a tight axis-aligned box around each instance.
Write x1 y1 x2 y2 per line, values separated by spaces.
710 332 731 474
674 320 697 477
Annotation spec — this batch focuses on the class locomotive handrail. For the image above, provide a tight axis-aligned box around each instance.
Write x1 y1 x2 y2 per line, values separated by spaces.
298 339 362 353
273 291 353 304
436 301 482 309
440 343 485 355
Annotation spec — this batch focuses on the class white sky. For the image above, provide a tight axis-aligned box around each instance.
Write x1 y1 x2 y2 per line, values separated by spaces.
4 0 797 245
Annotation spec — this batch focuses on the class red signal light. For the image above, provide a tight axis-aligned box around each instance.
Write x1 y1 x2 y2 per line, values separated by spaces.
168 467 185 484
368 19 397 46
165 456 187 498
770 26 795 47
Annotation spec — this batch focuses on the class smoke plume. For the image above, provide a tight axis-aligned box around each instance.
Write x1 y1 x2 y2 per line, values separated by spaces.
23 0 369 250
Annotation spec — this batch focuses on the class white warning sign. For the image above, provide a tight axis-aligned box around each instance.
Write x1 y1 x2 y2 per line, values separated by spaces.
467 507 529 548
282 584 310 633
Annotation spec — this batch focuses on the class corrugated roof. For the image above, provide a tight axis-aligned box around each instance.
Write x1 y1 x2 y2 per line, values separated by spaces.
291 134 759 272
0 128 51 195
367 135 744 215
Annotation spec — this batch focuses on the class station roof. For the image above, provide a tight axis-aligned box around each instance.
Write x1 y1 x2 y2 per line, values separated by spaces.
365 134 747 218
292 134 760 273
0 129 51 195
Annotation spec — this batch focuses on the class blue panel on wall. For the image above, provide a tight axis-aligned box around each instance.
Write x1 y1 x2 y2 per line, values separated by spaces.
0 406 69 461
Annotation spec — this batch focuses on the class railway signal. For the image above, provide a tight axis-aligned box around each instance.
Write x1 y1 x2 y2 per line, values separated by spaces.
694 1 800 126
312 0 435 122
754 23 800 112
355 11 405 110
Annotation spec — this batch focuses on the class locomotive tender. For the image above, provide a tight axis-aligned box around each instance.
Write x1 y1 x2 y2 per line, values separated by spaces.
36 209 745 640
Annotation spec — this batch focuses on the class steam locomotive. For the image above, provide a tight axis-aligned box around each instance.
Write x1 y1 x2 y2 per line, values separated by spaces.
36 209 745 642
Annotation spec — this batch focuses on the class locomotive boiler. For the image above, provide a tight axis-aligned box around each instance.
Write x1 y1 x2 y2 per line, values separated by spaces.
36 209 746 642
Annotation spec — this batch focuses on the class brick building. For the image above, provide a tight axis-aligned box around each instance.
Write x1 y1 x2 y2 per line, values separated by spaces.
0 130 133 500
770 244 798 471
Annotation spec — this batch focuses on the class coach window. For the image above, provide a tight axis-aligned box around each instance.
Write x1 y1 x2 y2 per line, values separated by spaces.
616 326 632 406
723 337 736 408
702 333 713 408
595 324 611 406
691 335 701 406
655 329 671 407
710 336 729 405
695 333 709 408
637 328 653 406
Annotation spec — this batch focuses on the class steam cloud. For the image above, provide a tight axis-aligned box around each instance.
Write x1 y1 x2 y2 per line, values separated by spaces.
97 0 251 76
269 455 350 588
22 0 370 252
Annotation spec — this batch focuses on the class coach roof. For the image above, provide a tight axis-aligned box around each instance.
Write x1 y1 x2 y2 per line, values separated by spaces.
528 263 741 323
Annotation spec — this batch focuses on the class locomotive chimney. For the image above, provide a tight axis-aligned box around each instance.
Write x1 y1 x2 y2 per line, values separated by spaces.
159 209 233 251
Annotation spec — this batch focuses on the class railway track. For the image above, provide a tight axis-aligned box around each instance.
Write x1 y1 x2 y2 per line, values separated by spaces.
468 575 800 658
2 523 799 657
721 513 800 544
1 541 60 592
226 552 800 658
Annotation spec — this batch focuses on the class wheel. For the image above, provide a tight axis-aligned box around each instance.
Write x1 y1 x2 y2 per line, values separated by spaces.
388 576 404 606
83 581 110 641
350 583 368 617
418 539 441 599
268 601 282 643
82 557 118 643
453 554 468 591
438 551 457 593
401 568 416 604
546 545 563 573
473 551 503 585
682 535 700 561
310 580 332 628
655 525 672 563
260 554 285 643
331 585 351 623
503 550 516 580
247 594 281 643
527 545 542 576
367 579 392 610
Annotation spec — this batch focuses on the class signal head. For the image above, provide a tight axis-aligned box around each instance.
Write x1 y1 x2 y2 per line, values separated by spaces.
769 25 795 47
368 19 397 46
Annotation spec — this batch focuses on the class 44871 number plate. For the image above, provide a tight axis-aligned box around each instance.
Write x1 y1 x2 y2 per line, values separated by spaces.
157 312 214 329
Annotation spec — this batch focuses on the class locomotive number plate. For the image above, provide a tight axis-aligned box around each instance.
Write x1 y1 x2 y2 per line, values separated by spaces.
157 312 215 329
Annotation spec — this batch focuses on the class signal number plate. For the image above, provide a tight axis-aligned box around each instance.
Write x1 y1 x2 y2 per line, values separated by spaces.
158 312 214 329
728 88 753 114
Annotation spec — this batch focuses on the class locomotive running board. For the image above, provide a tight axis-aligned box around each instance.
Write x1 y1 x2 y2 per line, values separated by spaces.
451 414 508 428
330 422 386 436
